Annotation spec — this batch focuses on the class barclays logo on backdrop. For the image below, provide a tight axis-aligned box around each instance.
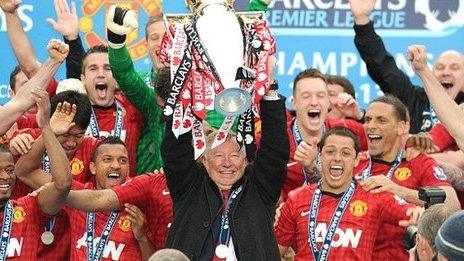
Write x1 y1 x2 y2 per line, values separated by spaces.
0 4 34 32
235 0 464 37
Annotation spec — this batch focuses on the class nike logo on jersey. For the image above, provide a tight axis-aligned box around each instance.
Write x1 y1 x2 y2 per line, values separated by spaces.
300 210 310 217
162 189 170 196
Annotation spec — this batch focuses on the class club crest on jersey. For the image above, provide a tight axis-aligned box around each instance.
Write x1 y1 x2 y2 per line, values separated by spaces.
13 206 26 223
79 1 161 61
349 200 368 217
433 166 447 181
394 167 411 181
118 215 132 232
70 158 85 176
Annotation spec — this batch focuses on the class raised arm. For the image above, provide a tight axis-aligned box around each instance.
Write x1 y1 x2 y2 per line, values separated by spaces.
66 188 120 212
105 6 161 123
16 99 76 190
349 0 421 103
409 45 464 151
46 0 84 79
252 90 290 205
1 0 40 77
0 40 68 135
15 89 72 215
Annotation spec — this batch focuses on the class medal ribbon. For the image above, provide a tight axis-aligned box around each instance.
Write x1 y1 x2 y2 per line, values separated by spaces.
42 153 56 240
86 212 119 261
88 102 124 139
218 186 243 249
308 180 356 261
360 151 403 181
0 201 13 261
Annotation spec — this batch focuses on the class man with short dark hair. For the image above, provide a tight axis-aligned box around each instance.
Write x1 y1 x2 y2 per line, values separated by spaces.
10 91 98 260
325 74 361 120
285 68 367 200
18 135 156 260
6 88 72 259
276 127 423 260
356 95 460 260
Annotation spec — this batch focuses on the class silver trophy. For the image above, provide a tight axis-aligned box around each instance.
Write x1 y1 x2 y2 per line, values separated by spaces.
164 0 266 117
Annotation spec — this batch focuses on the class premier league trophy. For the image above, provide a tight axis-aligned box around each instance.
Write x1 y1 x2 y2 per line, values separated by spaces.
160 0 275 159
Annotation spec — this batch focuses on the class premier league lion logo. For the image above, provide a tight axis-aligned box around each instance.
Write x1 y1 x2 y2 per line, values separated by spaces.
415 0 464 32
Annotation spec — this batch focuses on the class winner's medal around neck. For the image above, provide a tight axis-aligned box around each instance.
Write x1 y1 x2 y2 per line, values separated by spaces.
215 244 230 259
41 231 54 245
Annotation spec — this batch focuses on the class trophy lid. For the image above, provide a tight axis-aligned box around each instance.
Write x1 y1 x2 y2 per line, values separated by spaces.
164 11 265 32
184 0 234 16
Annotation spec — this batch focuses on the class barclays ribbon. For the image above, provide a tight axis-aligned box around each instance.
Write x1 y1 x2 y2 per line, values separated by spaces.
88 101 124 139
360 151 403 181
86 212 120 261
216 185 243 258
308 180 356 261
0 201 13 261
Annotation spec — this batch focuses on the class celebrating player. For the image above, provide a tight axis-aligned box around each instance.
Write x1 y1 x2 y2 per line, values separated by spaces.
275 127 423 260
1 88 72 259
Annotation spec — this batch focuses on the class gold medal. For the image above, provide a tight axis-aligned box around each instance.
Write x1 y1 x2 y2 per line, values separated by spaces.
41 231 54 245
215 244 229 259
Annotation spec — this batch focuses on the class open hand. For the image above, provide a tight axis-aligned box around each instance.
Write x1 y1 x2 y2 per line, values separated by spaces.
50 102 76 136
46 0 78 40
125 203 149 242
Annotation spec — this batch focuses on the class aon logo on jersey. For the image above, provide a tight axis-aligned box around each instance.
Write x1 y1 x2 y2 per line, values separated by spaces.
315 223 362 248
3 238 23 257
76 233 125 260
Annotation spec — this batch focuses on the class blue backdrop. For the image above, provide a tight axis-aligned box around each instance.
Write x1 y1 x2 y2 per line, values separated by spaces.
1 0 463 108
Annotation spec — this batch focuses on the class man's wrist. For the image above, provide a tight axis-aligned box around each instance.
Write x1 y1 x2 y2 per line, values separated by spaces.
41 125 53 133
354 15 370 25
64 34 79 41
136 234 150 243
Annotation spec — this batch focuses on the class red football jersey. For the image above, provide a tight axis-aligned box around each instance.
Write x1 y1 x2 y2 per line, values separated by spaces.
428 123 458 152
0 195 48 260
283 113 367 200
275 183 411 261
112 173 173 250
9 131 99 260
67 182 142 261
10 134 99 201
89 92 143 176
354 154 451 260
